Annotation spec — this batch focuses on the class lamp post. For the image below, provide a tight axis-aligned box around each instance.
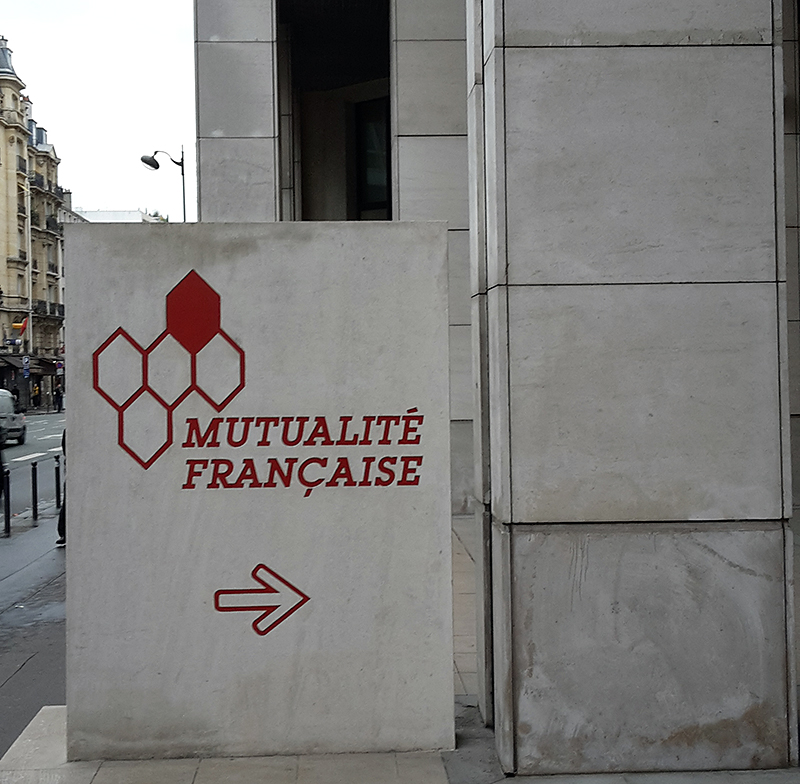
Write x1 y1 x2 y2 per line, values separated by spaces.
23 174 33 356
140 146 186 222
18 173 34 410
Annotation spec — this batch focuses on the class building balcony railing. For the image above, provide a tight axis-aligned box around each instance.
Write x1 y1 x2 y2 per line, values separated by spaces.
17 203 26 217
45 215 61 234
0 108 23 127
17 156 27 173
32 300 64 319
30 209 41 227
29 176 65 204
47 263 59 275
31 258 38 271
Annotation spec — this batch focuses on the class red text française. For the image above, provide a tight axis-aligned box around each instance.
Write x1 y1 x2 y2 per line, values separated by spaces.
180 409 425 497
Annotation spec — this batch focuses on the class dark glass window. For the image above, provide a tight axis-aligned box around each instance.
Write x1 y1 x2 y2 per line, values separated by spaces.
355 97 390 219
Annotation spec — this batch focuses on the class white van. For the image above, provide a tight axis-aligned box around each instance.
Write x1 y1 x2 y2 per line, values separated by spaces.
0 389 26 444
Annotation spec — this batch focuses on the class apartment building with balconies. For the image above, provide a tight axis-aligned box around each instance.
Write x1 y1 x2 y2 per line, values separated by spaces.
0 35 69 401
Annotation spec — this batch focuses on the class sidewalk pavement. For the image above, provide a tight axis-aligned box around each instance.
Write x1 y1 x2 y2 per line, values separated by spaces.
0 503 65 759
0 502 64 610
22 408 65 417
1 516 799 783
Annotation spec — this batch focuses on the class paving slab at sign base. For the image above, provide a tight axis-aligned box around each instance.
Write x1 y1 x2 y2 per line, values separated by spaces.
64 222 454 760
0 707 452 784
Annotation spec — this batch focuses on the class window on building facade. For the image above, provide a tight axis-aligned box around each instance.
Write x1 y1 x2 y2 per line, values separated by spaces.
355 97 390 220
280 0 390 221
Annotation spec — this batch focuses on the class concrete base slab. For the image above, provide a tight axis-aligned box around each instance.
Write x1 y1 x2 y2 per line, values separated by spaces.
0 707 450 783
3 706 800 784
0 706 100 779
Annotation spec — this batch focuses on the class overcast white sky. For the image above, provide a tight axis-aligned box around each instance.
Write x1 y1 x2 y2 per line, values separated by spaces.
4 0 197 222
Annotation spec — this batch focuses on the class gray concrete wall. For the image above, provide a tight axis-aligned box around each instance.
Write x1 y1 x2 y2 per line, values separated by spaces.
787 0 800 542
509 524 792 773
195 0 279 222
392 0 474 514
473 0 797 772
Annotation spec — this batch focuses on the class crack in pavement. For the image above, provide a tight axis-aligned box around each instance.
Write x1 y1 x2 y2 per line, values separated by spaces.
0 651 36 689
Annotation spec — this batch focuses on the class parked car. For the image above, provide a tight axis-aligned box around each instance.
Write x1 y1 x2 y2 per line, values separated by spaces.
0 389 26 445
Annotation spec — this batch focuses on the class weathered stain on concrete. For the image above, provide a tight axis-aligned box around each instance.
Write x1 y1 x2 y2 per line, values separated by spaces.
657 702 784 766
508 525 791 774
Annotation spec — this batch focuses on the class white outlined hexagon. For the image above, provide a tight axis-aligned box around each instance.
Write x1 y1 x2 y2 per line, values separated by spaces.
94 329 145 407
195 331 245 411
147 332 193 407
119 390 173 468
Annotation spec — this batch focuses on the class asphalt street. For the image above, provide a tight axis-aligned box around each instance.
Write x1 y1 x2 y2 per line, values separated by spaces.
3 412 66 523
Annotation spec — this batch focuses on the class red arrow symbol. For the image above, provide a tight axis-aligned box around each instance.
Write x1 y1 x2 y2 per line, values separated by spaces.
214 564 310 636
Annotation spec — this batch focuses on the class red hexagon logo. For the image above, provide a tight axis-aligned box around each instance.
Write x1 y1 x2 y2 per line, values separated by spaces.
92 270 245 468
166 270 221 354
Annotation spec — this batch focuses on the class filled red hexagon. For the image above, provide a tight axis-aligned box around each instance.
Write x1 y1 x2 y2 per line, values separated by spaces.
194 331 245 411
93 328 146 409
119 391 172 468
166 271 221 354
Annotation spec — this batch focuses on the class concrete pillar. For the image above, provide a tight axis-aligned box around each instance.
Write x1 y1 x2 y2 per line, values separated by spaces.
785 0 800 686
787 0 800 535
195 0 278 222
391 0 473 514
473 0 798 773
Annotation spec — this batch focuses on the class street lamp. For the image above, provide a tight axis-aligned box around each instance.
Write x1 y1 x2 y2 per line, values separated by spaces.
140 147 186 222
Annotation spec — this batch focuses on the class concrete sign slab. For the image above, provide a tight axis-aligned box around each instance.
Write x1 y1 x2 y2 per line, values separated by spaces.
65 222 453 760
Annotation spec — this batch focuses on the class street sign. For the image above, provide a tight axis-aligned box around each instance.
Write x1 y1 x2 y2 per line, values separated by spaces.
68 224 453 759
23 368 29 379
214 564 310 636
56 361 64 376
22 355 29 367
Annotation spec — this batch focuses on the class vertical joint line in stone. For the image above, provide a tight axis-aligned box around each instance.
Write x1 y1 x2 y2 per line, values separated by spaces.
504 283 512 524
776 34 788 515
193 38 202 221
775 30 781 284
508 523 518 770
783 522 799 763
781 286 789 517
501 48 509 286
